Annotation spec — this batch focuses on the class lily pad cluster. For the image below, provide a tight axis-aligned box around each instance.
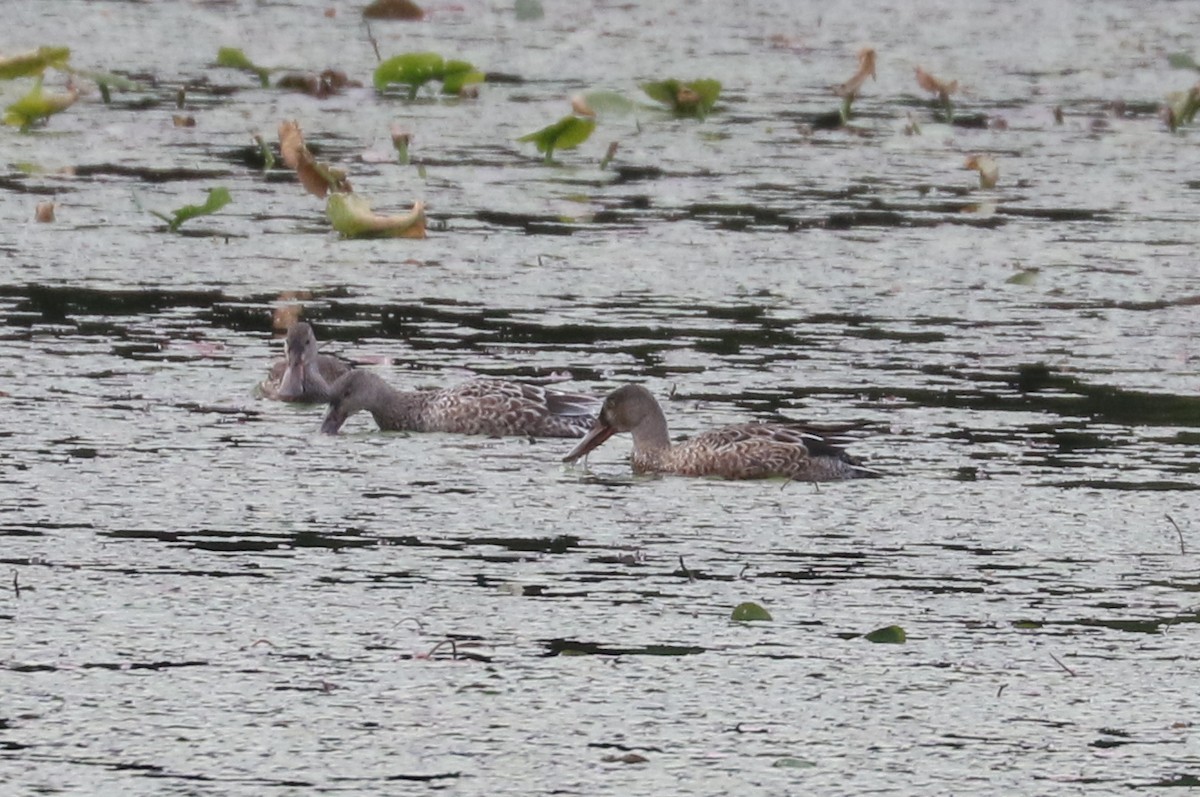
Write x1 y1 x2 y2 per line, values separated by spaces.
518 79 722 164
0 46 77 129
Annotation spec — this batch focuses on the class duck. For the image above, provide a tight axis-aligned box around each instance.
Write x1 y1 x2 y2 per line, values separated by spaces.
262 322 352 402
320 369 599 437
562 384 878 481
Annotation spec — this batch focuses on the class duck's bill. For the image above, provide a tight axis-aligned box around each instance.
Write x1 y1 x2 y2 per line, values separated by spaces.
320 406 348 435
562 423 616 463
277 364 306 401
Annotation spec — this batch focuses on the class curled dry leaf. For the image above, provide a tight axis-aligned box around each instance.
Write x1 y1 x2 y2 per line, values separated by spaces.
914 66 958 100
278 120 351 197
272 293 307 331
964 154 999 189
570 94 596 118
836 47 876 97
327 195 426 239
172 114 196 127
35 201 55 222
277 69 361 98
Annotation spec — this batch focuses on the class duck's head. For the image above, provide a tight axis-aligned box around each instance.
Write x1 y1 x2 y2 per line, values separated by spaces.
562 384 660 462
320 369 387 435
276 322 319 400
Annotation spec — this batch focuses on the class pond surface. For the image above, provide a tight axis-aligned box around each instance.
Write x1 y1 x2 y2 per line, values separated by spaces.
3 0 1200 793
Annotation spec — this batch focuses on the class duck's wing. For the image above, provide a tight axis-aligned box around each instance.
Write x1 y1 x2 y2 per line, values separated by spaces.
423 380 595 436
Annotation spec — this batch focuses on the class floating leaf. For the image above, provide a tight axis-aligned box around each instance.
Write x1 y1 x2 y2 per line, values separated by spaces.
731 602 772 622
278 120 351 197
772 757 817 769
1165 84 1200 131
964 154 999 188
441 59 485 95
641 78 721 118
216 47 270 87
0 46 70 80
835 47 876 97
1167 52 1200 72
373 51 445 97
581 90 635 117
864 625 906 644
914 65 957 120
72 68 139 92
362 0 424 19
834 47 877 124
1006 267 1039 286
326 194 426 239
514 0 544 20
4 76 78 129
518 114 596 162
148 187 232 232
35 201 55 223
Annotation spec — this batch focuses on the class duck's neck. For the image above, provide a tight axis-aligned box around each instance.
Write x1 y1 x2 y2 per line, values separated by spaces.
628 402 673 454
368 386 436 432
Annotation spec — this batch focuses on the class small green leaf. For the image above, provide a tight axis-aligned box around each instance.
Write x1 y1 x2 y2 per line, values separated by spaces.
518 115 596 162
641 78 721 118
326 193 426 239
1167 52 1200 71
514 0 544 20
4 76 77 129
72 69 140 91
1006 267 1039 286
373 51 445 96
864 625 906 644
0 46 71 80
151 187 232 232
440 59 485 94
731 602 772 622
216 47 270 87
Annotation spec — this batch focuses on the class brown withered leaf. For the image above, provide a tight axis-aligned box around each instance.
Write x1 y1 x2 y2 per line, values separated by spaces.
272 294 308 331
277 69 362 98
914 66 957 99
964 154 999 189
836 47 876 97
35 201 55 223
278 120 351 197
363 0 423 20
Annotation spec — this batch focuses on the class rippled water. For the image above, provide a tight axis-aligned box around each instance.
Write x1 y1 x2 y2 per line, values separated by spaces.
3 0 1200 793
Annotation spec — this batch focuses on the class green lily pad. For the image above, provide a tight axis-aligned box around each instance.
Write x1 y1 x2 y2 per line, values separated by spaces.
148 187 232 232
440 59 485 94
374 51 484 99
864 625 906 644
641 78 721 118
731 602 772 622
518 115 596 162
4 76 77 129
0 46 70 80
216 47 271 87
326 193 426 239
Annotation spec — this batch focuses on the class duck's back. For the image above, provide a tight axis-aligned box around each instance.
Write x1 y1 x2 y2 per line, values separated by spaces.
422 380 597 437
644 423 875 481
